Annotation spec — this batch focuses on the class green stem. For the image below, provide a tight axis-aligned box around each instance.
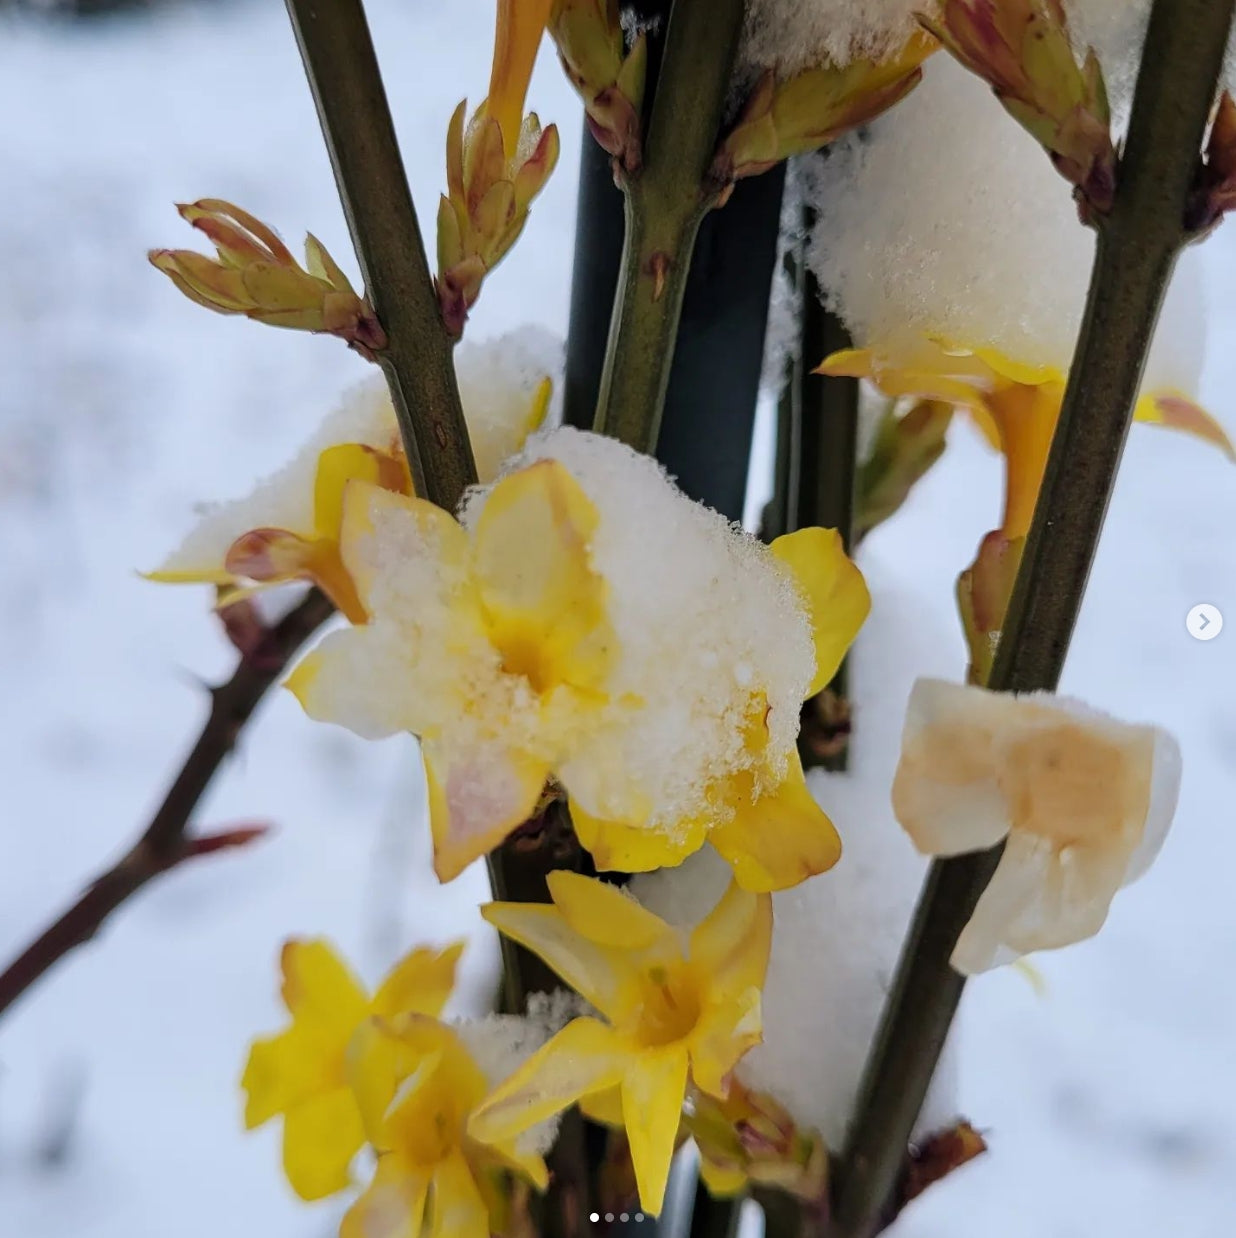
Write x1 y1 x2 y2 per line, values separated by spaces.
284 0 476 511
829 2 1236 1234
592 0 747 451
283 8 593 1232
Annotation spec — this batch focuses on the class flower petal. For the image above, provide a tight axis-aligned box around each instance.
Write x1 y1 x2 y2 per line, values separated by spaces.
281 1086 366 1200
689 986 763 1098
770 528 870 695
546 871 675 951
280 938 369 1027
473 459 614 695
285 625 425 741
620 1045 690 1216
951 829 1127 974
689 882 772 995
578 1085 625 1128
313 443 407 541
372 941 466 1020
570 800 707 875
425 742 549 883
708 756 842 892
338 480 472 615
891 678 1014 856
487 0 555 155
1123 727 1182 885
429 1151 491 1238
241 1025 328 1129
1134 390 1236 460
468 1016 629 1145
479 904 635 1019
341 1157 429 1238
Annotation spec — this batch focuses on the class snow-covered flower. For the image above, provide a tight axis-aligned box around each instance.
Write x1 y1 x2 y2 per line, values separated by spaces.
342 1014 548 1238
808 56 1229 452
240 938 463 1200
469 872 772 1216
149 328 559 621
892 678 1182 974
289 426 868 889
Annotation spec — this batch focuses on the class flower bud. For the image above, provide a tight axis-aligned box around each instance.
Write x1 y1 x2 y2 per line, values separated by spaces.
148 200 386 357
922 0 1116 222
436 101 559 338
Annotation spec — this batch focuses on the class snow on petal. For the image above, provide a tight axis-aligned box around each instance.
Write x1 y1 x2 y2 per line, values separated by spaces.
807 54 1213 399
892 677 1181 973
150 327 560 597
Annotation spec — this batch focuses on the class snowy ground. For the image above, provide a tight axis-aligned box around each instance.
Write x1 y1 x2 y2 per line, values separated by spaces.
0 3 1234 1237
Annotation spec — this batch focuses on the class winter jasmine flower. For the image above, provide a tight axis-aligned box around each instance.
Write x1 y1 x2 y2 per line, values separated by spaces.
241 938 463 1200
469 872 772 1215
342 1014 548 1238
892 678 1182 974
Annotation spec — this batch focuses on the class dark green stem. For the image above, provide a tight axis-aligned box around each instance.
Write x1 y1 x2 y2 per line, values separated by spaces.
796 262 858 774
284 0 476 510
592 0 747 451
830 1 1235 1234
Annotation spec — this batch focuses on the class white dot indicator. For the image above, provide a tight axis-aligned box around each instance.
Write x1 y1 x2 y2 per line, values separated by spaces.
1187 603 1223 641
605 1214 614 1224
635 1214 645 1223
590 1215 600 1224
620 1215 630 1223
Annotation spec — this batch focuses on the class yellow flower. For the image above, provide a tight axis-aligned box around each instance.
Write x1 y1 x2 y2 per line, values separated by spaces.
288 459 615 882
240 938 463 1200
570 526 870 892
148 359 551 622
819 338 1234 542
469 872 772 1216
488 0 555 156
892 678 1181 974
342 1014 547 1238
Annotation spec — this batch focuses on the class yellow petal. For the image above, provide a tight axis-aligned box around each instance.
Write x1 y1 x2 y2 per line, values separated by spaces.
341 1157 429 1238
620 1045 690 1216
815 348 988 408
280 938 370 1027
144 565 237 586
429 1152 491 1238
689 882 772 996
371 941 466 1019
468 1016 629 1145
570 800 707 874
337 479 472 615
281 1086 366 1200
689 987 763 1098
709 755 842 892
241 1025 327 1129
425 743 549 883
314 443 405 541
479 903 636 1019
984 380 1061 540
970 346 1062 388
1134 390 1236 461
770 527 870 695
578 1085 626 1128
488 0 555 156
546 871 675 951
473 459 615 696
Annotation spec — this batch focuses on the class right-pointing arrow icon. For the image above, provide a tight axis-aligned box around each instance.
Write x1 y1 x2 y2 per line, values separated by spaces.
1187 604 1224 642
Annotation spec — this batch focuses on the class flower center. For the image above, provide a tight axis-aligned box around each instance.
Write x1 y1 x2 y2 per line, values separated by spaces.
634 963 702 1047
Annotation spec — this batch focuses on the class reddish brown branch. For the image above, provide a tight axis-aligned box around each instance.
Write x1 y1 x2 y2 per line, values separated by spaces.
0 588 335 1021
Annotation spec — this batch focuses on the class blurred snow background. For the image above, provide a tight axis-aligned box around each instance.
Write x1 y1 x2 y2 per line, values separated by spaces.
0 2 1233 1237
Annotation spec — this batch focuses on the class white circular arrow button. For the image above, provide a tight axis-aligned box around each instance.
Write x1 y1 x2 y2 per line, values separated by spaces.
1187 603 1223 641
